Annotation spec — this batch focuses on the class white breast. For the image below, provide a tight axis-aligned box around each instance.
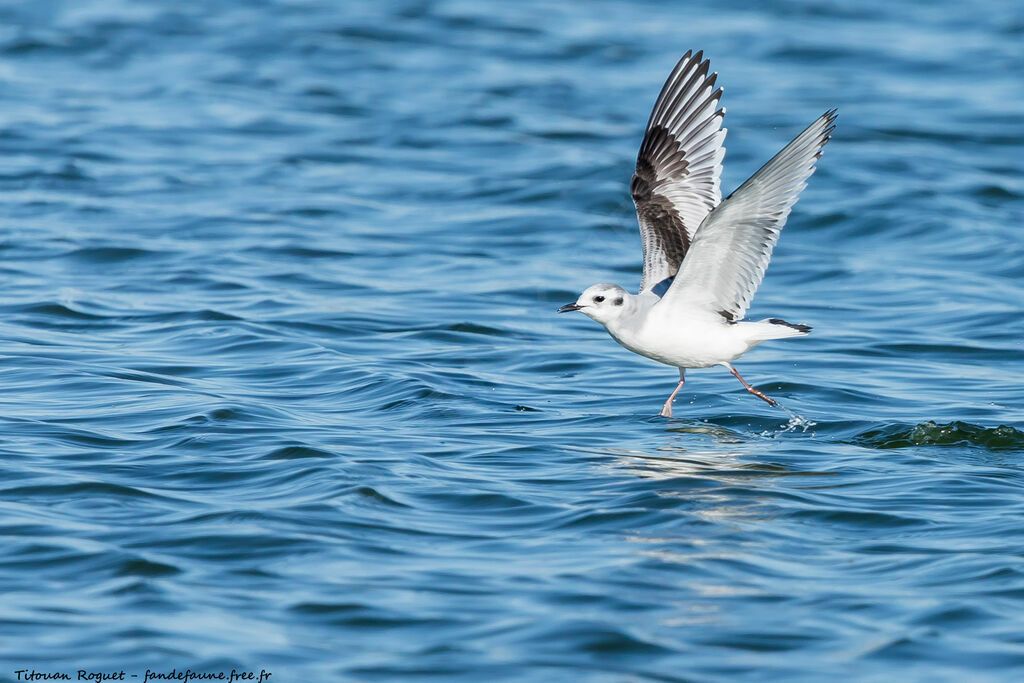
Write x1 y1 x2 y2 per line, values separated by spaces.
606 304 749 369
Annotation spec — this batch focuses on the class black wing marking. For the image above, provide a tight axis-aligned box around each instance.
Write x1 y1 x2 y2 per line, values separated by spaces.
632 50 726 292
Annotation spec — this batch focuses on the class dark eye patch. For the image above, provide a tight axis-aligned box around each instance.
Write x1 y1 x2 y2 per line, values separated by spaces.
593 295 605 303
614 297 623 306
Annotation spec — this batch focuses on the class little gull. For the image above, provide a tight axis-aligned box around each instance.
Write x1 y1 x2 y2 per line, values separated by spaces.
558 50 835 417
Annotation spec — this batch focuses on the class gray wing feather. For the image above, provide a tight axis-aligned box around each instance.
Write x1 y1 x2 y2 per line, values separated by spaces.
663 109 837 320
632 50 727 293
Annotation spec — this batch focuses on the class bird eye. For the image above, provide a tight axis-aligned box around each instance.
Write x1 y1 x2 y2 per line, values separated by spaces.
593 295 605 303
614 297 623 306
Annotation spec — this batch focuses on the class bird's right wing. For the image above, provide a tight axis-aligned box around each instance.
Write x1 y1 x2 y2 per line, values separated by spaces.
632 50 726 293
661 110 836 321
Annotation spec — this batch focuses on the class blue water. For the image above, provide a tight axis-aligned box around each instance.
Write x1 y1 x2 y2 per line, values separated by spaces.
1 0 1023 680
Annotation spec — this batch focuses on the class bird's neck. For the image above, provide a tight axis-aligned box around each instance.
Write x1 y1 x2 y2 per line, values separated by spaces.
603 297 646 344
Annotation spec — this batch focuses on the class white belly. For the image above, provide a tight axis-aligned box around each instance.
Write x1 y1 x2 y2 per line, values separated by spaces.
607 306 750 368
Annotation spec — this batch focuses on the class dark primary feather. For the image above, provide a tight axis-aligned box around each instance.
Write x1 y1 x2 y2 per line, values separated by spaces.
631 163 690 281
631 50 726 292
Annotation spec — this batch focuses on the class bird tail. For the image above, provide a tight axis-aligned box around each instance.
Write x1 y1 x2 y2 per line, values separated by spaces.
741 317 812 343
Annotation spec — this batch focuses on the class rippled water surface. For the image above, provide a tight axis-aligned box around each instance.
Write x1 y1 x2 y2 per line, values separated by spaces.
2 0 1024 680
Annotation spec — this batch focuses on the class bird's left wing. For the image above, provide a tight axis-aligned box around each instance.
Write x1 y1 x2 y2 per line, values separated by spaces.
662 110 836 321
632 50 727 293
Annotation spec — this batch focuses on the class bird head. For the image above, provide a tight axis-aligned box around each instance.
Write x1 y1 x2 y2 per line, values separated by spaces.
558 284 631 326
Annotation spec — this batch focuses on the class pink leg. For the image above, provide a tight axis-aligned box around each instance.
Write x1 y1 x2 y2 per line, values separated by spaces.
659 369 686 418
721 363 777 406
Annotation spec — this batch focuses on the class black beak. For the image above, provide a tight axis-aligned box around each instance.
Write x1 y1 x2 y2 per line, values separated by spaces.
557 303 582 313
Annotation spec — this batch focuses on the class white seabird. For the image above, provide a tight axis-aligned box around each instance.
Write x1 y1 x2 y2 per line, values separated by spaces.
558 50 836 417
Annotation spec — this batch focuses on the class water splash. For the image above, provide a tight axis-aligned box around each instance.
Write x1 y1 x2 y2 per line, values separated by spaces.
773 401 816 433
781 413 817 433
